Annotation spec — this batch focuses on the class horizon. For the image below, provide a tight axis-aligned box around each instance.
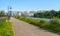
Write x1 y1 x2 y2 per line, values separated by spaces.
0 0 60 12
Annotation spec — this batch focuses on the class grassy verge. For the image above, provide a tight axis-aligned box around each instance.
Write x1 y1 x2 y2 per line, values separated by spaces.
14 16 60 33
0 18 14 36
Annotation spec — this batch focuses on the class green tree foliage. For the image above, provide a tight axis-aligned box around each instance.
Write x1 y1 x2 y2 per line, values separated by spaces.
34 10 60 18
0 10 5 15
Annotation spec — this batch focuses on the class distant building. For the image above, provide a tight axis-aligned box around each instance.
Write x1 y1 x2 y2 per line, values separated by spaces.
13 11 35 16
21 11 28 16
16 12 21 16
13 11 21 16
21 11 35 16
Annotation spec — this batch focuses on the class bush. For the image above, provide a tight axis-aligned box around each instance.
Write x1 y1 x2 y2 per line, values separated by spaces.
29 20 40 26
49 17 60 32
39 20 50 28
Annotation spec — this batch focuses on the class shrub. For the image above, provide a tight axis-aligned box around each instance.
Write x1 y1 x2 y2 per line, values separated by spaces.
49 17 60 32
39 20 50 28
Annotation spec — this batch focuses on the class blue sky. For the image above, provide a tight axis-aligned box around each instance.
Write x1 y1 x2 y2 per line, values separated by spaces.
0 0 60 11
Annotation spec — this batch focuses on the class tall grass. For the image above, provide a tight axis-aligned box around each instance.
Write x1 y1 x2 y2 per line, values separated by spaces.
0 18 14 36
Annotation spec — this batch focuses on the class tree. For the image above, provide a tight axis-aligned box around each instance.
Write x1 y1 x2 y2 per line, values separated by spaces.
0 11 5 15
34 10 60 18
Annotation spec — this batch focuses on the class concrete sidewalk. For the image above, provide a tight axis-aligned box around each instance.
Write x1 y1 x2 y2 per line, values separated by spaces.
11 17 60 36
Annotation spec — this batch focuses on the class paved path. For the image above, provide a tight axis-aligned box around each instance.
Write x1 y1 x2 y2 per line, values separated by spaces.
11 17 60 36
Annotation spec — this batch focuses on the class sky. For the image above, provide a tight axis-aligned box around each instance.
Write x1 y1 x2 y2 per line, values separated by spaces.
0 0 60 12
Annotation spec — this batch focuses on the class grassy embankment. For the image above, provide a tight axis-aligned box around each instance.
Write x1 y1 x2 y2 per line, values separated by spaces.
0 18 14 36
14 16 60 33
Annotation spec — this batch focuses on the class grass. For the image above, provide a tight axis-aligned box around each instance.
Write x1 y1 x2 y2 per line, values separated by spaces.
0 18 14 36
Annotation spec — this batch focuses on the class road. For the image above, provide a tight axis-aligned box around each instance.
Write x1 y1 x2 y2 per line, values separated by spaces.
11 17 60 36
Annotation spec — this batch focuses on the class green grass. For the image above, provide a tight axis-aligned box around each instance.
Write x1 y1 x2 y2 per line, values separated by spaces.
0 18 14 36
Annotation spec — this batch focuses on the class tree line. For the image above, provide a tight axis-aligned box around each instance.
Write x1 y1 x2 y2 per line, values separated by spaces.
34 10 60 18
